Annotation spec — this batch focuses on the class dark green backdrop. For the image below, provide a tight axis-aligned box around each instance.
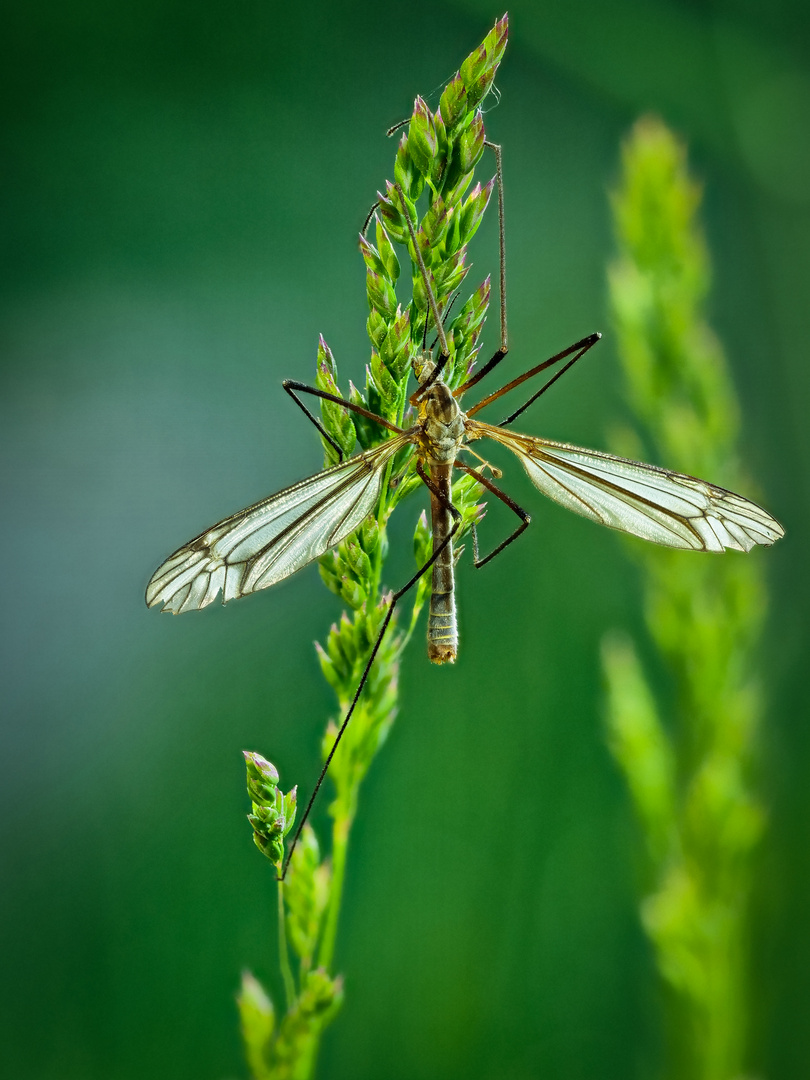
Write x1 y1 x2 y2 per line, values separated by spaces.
2 2 807 1077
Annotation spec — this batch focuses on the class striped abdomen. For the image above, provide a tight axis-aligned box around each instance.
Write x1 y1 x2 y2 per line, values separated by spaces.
427 461 457 664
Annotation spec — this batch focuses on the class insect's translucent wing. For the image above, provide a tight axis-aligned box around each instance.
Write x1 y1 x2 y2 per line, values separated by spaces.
146 434 413 613
471 423 784 552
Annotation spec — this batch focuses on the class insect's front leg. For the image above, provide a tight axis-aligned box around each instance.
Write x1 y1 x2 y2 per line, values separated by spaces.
283 379 408 464
283 380 346 462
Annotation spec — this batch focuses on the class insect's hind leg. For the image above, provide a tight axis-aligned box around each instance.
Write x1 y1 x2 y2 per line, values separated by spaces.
279 479 461 880
282 379 407 464
456 461 530 568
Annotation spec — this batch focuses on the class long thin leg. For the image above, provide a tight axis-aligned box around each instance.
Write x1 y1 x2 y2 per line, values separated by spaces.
283 381 347 462
495 333 601 428
279 474 461 880
456 461 530 567
453 140 509 398
488 141 508 358
465 332 601 423
283 379 407 464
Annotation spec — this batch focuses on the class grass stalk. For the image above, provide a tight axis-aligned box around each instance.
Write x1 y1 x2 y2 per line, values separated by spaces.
603 115 771 1080
237 18 508 1078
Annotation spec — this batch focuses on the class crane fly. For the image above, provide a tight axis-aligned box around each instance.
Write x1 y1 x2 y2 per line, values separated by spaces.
146 161 784 874
146 351 784 631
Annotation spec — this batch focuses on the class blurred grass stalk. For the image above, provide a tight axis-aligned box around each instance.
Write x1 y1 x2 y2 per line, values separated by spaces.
237 18 507 1080
603 116 769 1080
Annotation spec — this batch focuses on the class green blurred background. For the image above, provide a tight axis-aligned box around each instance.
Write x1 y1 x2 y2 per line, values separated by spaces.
1 1 807 1077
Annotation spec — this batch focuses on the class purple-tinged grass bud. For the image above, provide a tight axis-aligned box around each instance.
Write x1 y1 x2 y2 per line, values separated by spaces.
248 795 297 866
394 134 424 202
437 256 469 297
407 95 438 178
442 204 463 256
315 335 355 463
461 15 508 110
460 43 487 94
434 245 467 287
244 752 297 866
375 218 400 283
358 233 385 278
386 180 417 227
380 305 411 378
315 640 342 695
363 594 390 647
348 381 383 451
368 347 398 402
251 827 284 865
248 803 282 833
244 751 279 805
412 267 436 314
452 473 488 536
377 186 407 244
362 369 384 421
460 177 495 243
366 308 387 349
337 610 358 664
440 73 468 132
417 197 453 251
323 612 352 675
323 621 344 672
316 334 339 389
344 537 372 581
431 109 448 185
452 275 491 339
450 276 491 378
280 786 297 831
318 550 343 598
360 515 380 557
440 159 476 209
340 577 366 611
366 269 398 321
458 110 485 173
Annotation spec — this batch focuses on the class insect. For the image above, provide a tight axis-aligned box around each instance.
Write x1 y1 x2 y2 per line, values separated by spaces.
146 158 783 873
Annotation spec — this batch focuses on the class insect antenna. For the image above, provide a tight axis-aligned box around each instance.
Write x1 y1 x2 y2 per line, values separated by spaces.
386 117 410 137
361 201 380 236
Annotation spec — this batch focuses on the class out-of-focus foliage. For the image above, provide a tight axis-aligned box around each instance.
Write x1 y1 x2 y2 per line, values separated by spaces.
603 117 770 1080
2 3 804 1079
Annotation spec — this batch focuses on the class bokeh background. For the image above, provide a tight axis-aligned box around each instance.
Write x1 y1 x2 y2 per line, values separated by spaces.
2 1 807 1077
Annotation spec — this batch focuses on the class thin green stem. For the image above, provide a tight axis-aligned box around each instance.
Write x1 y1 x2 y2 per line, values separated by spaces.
276 880 295 1011
317 810 352 974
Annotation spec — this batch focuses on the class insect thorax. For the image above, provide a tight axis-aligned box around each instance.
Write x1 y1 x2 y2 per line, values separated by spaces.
412 351 466 465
